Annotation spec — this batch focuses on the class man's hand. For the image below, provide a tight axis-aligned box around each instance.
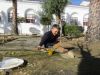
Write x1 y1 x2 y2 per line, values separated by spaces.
37 46 42 50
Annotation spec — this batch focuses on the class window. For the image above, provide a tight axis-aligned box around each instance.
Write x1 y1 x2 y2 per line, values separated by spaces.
8 11 13 22
83 18 88 26
71 17 78 25
8 10 19 22
26 14 35 23
0 16 2 23
83 14 89 26
0 14 2 24
71 13 78 25
61 15 65 21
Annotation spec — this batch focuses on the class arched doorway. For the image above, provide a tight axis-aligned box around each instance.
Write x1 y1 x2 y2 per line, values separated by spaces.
83 14 89 33
0 13 2 24
25 9 39 24
83 14 89 26
71 12 78 25
0 11 6 34
7 8 13 23
0 11 5 24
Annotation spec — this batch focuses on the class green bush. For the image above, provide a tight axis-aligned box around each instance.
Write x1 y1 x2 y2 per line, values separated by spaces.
63 24 84 38
40 14 51 25
17 17 26 23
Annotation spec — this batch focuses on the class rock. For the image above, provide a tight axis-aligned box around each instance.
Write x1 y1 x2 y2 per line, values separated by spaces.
67 51 75 58
61 42 75 49
60 50 75 59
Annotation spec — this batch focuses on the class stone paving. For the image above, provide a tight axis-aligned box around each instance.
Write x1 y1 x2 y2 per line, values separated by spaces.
0 36 41 50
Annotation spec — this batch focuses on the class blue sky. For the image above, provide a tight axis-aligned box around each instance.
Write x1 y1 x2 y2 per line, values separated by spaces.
71 0 85 5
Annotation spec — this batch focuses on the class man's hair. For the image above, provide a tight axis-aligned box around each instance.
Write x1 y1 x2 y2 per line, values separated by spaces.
52 24 60 30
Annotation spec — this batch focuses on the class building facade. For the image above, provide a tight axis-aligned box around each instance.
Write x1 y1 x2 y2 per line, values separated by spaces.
0 0 89 35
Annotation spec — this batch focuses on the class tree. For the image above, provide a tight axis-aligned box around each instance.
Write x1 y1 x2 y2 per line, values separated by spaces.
40 14 51 31
43 0 68 20
12 0 18 35
86 0 100 42
42 0 69 42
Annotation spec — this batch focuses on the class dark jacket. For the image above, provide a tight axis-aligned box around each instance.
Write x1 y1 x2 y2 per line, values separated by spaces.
39 31 59 48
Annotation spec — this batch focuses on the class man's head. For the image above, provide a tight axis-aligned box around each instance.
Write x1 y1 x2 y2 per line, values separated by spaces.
51 24 60 36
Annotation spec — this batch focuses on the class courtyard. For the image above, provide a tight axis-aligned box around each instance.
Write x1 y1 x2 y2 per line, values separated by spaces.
0 35 100 75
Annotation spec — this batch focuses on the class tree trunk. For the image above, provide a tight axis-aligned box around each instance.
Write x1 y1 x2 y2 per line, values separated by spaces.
56 15 62 44
12 0 18 35
48 25 50 31
86 0 100 42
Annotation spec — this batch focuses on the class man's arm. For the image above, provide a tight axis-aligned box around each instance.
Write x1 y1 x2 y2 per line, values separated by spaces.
39 32 49 47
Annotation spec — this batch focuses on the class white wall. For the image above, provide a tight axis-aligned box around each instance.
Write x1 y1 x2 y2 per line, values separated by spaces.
0 1 89 35
0 1 43 35
64 5 89 33
18 23 43 35
64 5 89 26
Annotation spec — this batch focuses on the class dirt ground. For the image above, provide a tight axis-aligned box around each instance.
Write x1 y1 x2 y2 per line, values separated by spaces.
0 36 100 75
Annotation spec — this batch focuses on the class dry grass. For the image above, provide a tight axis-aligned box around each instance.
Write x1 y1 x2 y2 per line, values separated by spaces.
0 50 79 75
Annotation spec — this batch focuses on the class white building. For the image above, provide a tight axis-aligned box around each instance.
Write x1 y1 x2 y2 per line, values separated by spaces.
0 0 89 35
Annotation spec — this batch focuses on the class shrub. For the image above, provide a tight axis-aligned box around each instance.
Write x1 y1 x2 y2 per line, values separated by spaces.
40 14 51 25
17 17 26 23
64 24 84 38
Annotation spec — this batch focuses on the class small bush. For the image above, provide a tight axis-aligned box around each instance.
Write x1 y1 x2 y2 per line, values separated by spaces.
17 17 26 23
63 24 84 38
40 14 51 25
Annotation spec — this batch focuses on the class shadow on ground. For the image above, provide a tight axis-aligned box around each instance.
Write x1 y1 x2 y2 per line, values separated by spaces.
78 43 100 75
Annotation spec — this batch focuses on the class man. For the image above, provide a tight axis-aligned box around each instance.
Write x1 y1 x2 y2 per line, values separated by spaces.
38 24 67 53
